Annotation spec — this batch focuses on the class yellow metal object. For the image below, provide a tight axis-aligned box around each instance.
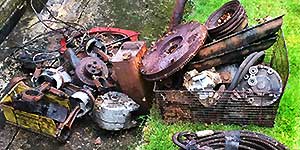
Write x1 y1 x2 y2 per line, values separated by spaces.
44 93 70 109
2 105 16 123
0 79 71 139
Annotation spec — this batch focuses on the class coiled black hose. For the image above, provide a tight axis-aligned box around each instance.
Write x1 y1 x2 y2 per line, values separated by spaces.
172 130 288 150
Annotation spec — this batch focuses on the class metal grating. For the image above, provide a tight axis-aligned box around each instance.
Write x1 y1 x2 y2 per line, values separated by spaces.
154 29 289 127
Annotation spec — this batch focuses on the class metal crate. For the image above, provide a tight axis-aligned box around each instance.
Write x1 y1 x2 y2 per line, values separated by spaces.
154 29 289 127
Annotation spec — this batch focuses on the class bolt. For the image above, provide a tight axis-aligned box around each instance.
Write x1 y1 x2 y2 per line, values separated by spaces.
122 52 132 60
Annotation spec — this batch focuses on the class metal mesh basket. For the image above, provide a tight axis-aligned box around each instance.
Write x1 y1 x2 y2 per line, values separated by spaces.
154 29 289 127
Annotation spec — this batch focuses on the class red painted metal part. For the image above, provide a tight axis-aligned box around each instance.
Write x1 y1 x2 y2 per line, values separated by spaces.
60 27 140 53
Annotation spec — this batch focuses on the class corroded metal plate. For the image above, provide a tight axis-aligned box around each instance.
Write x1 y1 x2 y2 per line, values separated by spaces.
141 22 208 81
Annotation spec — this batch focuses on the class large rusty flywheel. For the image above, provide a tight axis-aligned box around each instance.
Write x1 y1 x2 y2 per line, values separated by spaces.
141 22 208 81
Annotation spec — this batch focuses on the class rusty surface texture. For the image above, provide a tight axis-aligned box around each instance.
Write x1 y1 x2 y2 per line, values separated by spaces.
0 78 92 142
172 130 288 150
75 57 109 86
155 85 281 127
111 41 152 111
169 0 187 31
162 106 191 123
191 36 277 71
198 16 283 59
190 16 283 71
154 26 289 127
0 0 178 148
0 24 144 143
141 22 208 81
205 0 248 39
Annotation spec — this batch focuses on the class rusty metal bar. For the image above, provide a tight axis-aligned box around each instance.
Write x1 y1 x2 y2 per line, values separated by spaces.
197 15 283 60
190 36 277 71
168 0 187 31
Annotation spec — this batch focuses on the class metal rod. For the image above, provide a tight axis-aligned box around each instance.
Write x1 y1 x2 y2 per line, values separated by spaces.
169 0 187 31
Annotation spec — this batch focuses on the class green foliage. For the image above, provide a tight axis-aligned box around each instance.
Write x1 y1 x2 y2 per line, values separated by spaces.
142 0 300 149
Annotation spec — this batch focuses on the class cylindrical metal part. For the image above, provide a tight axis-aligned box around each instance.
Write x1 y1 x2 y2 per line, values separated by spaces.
111 41 152 112
169 0 187 31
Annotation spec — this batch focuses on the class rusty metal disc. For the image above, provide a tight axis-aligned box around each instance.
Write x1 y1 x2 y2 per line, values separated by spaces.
75 57 108 86
141 22 208 81
205 0 247 39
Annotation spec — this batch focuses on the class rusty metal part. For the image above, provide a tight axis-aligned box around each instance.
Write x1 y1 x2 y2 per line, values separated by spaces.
141 22 208 81
189 16 282 71
163 106 192 123
60 27 139 54
18 81 51 102
111 41 151 111
154 81 284 126
216 64 238 83
75 57 108 86
172 130 288 150
93 91 140 131
205 0 248 39
197 16 282 60
94 49 110 62
189 37 276 71
235 65 282 106
169 0 187 31
21 89 44 102
85 38 111 62
56 105 81 142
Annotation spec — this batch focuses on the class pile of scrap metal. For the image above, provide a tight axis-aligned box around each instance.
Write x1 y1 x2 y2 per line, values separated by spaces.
0 25 151 142
141 0 288 126
0 0 289 144
172 130 288 150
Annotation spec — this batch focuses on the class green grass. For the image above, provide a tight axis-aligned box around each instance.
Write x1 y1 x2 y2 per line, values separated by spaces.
141 0 300 149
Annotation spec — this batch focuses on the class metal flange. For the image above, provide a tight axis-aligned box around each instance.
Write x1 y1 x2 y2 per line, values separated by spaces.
141 22 208 81
75 57 109 86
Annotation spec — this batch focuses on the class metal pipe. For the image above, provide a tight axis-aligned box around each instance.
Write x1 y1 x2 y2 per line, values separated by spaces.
65 48 80 68
168 0 187 31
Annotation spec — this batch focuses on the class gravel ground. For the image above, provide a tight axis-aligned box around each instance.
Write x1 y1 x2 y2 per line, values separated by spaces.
0 0 174 149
